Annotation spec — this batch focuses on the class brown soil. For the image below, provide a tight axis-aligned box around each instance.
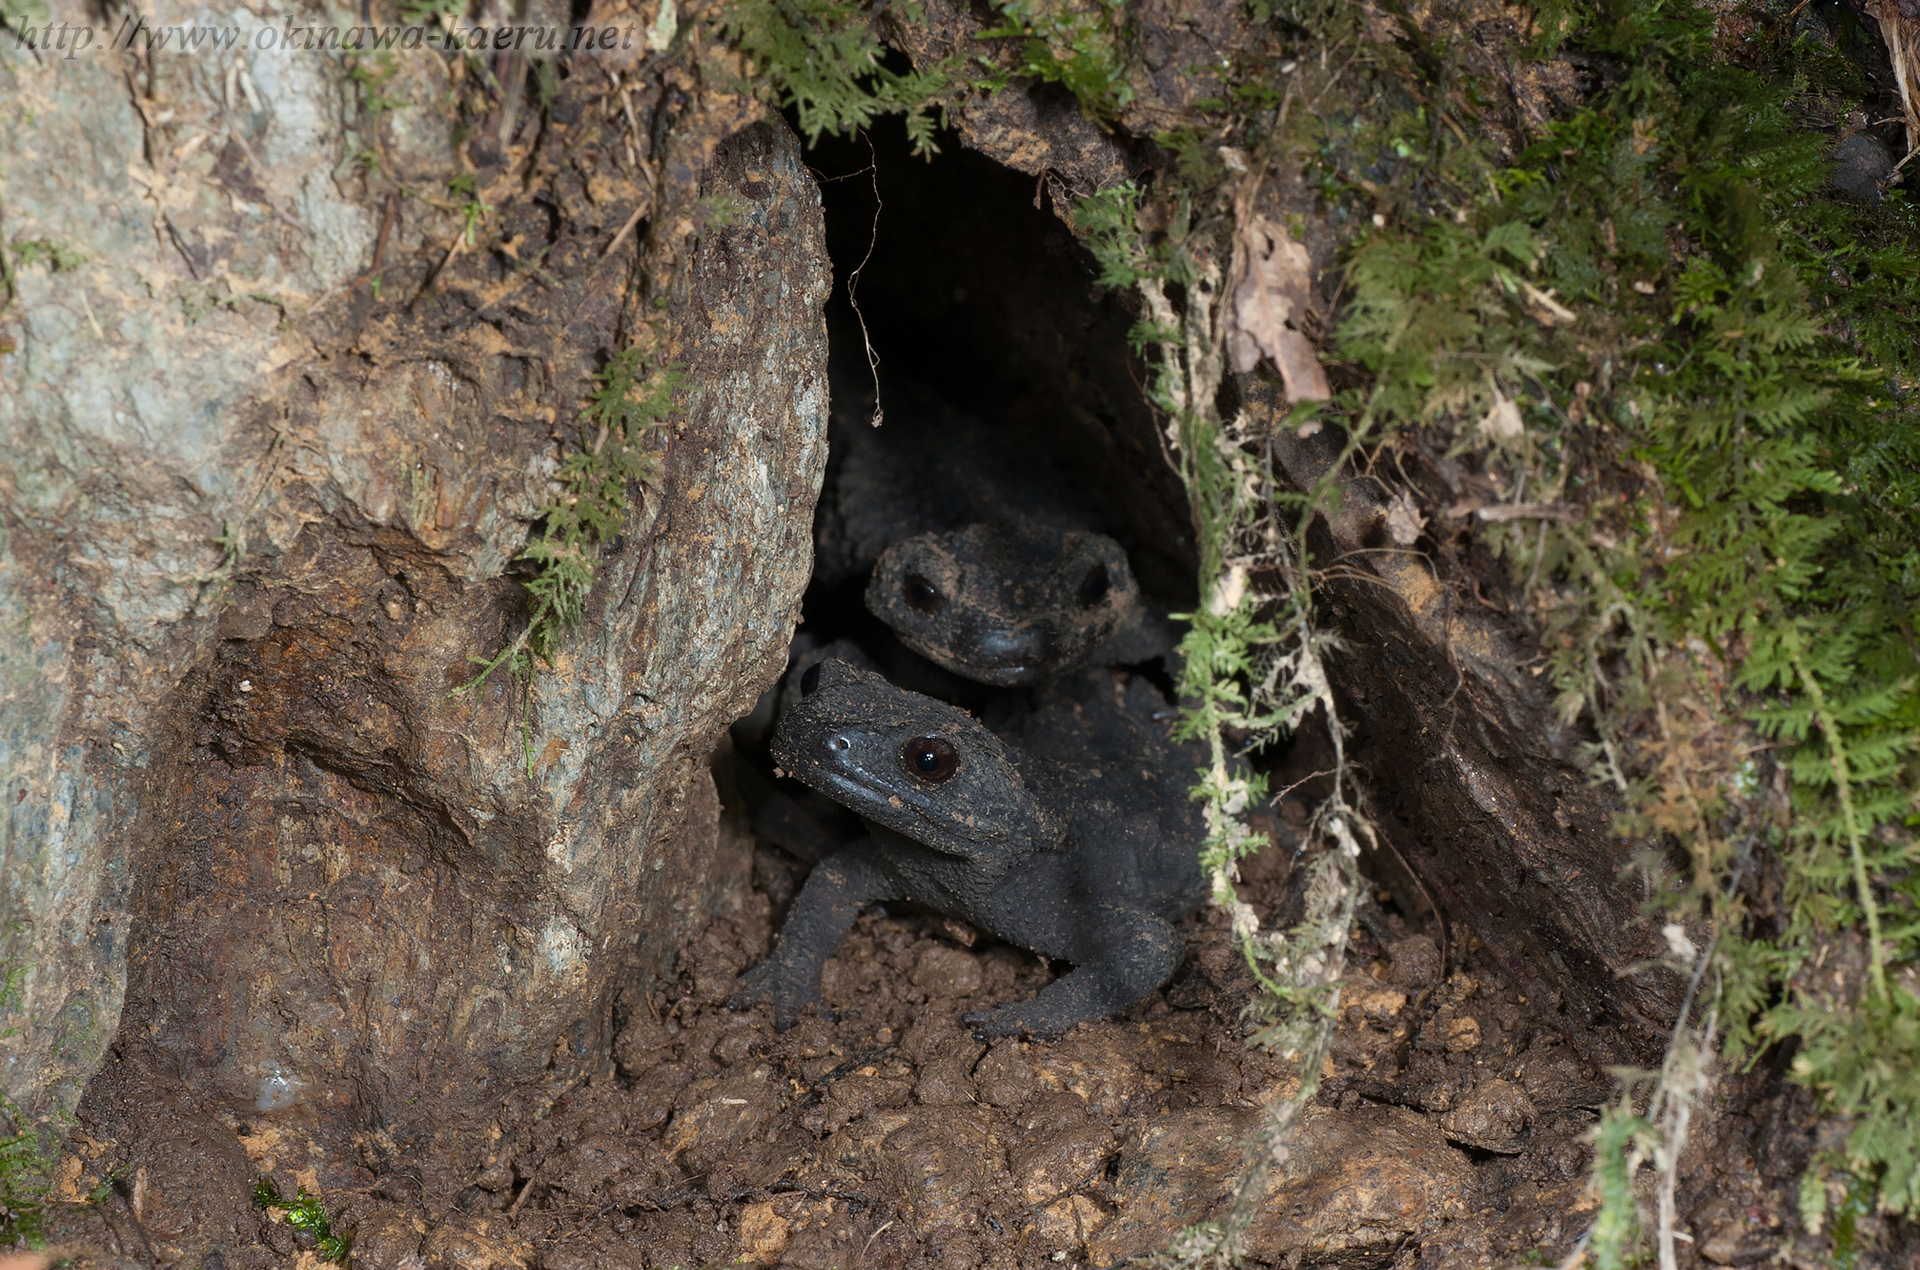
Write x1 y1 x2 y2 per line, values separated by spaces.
41 759 1881 1270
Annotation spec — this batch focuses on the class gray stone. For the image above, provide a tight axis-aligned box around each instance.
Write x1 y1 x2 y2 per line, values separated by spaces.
1832 131 1893 202
1387 935 1443 988
1439 1078 1537 1153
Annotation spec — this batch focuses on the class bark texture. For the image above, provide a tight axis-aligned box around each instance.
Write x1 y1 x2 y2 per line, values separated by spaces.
1 10 829 1205
1266 410 1677 1039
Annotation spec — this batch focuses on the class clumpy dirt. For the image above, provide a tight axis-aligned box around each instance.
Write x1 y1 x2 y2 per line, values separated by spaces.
35 769 1901 1269
509 823 1618 1270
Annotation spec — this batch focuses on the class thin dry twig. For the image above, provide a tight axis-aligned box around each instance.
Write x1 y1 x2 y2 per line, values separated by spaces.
846 133 886 427
857 1218 896 1266
508 1164 543 1219
353 192 398 290
603 199 651 261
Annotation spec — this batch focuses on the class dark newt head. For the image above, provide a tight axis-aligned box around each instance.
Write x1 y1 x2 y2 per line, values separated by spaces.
771 659 1053 861
866 525 1138 686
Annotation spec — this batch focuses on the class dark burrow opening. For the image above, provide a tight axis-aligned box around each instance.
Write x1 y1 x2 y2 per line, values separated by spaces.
729 110 1401 977
751 110 1201 728
726 110 1241 909
803 114 1196 605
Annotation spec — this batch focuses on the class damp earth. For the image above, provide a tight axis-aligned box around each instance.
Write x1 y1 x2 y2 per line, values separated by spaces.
42 767 1833 1269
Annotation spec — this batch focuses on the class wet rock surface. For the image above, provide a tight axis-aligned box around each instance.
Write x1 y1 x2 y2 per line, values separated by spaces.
3 9 822 1207
113 121 821 1211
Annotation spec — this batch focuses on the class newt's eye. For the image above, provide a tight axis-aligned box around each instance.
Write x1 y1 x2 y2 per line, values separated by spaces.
799 663 822 696
901 735 959 783
905 573 945 615
1076 563 1110 609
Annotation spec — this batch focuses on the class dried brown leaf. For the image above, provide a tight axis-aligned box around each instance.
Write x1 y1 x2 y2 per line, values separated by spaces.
1385 493 1426 546
1227 215 1330 403
1479 397 1524 442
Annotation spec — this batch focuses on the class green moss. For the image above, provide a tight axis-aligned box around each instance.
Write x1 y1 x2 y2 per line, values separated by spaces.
719 0 1136 153
1588 1101 1653 1270
981 0 1133 121
525 353 680 650
1830 1166 1878 1270
1778 984 1920 1214
446 173 486 247
347 52 403 120
253 1177 350 1263
0 1114 49 1248
454 351 681 772
85 1167 121 1206
0 233 87 319
719 0 1000 157
396 0 462 22
1299 0 1919 1236
8 239 85 273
